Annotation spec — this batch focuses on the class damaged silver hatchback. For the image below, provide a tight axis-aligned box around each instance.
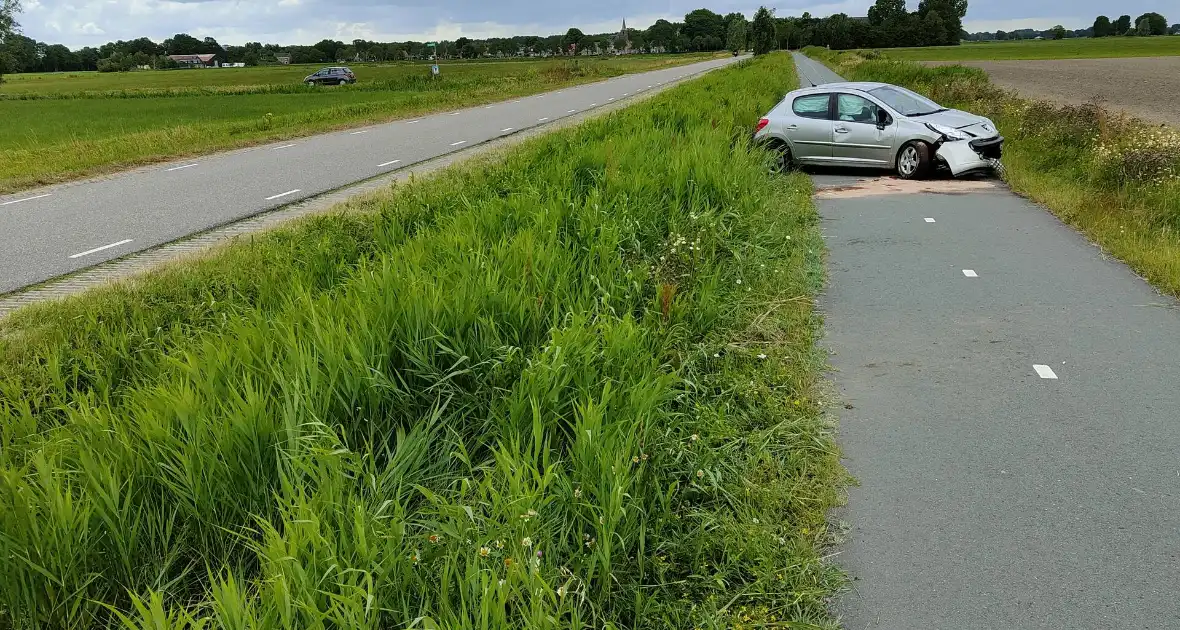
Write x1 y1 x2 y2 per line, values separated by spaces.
753 81 1003 179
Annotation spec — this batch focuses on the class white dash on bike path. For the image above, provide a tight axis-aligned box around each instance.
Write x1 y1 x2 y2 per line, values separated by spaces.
378 160 401 167
265 189 301 201
501 128 514 133
166 164 199 172
1034 365 1059 379
962 269 978 278
450 140 467 146
924 217 936 223
2 194 52 206
69 239 132 259
273 144 296 150
350 130 369 135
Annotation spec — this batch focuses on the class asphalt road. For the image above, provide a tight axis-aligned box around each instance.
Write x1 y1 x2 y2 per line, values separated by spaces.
0 55 742 295
800 52 1180 628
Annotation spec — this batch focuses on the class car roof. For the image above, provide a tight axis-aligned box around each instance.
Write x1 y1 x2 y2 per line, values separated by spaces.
792 81 890 95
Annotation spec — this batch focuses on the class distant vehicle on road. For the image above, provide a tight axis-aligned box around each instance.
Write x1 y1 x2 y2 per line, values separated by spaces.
304 67 357 86
754 81 1003 179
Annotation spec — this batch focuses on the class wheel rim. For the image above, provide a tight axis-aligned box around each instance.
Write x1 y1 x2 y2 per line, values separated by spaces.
899 146 918 175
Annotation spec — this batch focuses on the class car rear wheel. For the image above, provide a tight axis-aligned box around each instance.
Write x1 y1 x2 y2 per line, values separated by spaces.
767 140 793 173
896 141 931 180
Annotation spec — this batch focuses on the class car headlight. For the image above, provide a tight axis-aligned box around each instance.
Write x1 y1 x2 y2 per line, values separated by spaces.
925 123 970 141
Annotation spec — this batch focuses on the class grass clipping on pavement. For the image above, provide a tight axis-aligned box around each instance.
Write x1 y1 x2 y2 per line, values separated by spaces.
804 47 1180 297
0 52 847 629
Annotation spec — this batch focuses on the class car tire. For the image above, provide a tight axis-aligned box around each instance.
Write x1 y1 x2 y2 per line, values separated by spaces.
767 140 793 173
896 141 931 180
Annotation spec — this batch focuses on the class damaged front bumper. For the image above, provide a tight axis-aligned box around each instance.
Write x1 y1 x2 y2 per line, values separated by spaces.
936 136 1004 177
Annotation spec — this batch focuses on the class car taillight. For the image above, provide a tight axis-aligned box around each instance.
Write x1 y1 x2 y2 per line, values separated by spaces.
754 118 769 133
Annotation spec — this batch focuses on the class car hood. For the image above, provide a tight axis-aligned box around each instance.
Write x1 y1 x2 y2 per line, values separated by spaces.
916 108 998 138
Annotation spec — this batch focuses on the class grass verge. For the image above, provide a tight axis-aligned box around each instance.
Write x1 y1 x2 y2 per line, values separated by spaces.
804 47 1180 296
0 55 719 195
0 52 846 629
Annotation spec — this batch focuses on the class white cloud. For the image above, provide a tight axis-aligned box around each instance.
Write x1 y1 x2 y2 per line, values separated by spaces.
77 21 105 35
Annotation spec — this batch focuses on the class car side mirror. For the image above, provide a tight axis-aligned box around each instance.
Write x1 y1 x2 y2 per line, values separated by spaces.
875 109 891 129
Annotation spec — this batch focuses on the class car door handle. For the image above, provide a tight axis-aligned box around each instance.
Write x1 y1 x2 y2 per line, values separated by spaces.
834 127 850 134
785 124 798 131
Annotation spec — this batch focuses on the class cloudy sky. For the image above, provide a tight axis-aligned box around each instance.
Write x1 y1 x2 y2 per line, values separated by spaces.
15 0 1177 48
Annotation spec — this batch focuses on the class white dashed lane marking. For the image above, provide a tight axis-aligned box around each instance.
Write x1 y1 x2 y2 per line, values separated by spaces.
501 128 514 133
273 144 296 150
265 189 301 201
166 164 198 172
1034 365 1058 379
350 130 369 135
538 117 549 122
450 140 467 146
924 217 936 223
69 239 133 259
406 120 420 124
378 160 401 167
962 269 978 278
1 194 52 206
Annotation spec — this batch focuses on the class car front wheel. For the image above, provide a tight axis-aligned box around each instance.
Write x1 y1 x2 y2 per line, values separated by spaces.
896 141 931 180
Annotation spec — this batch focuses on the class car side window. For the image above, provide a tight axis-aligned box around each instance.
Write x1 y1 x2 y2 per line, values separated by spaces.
792 94 831 120
837 94 881 125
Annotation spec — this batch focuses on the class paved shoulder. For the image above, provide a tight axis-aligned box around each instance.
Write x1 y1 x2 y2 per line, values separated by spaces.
819 175 1180 627
792 51 844 87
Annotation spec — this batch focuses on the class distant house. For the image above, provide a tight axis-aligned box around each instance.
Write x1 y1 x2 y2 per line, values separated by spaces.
275 54 292 65
168 54 218 68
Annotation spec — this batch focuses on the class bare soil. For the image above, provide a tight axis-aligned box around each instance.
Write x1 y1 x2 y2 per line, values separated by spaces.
927 56 1180 128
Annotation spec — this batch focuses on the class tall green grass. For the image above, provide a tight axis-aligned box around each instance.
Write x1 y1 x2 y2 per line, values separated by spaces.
0 52 846 629
0 55 717 194
804 47 1180 296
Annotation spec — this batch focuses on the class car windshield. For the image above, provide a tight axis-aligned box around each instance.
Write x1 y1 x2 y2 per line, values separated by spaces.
867 85 947 117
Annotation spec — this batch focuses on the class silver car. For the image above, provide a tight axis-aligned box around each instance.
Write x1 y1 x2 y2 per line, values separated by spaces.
753 81 1003 179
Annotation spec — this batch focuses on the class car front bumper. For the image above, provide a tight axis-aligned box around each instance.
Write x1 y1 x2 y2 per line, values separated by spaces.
936 136 1004 177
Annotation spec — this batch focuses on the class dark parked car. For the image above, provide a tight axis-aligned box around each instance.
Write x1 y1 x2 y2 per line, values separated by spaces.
304 67 356 86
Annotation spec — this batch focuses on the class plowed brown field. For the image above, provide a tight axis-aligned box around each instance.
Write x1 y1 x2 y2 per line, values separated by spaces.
927 56 1180 127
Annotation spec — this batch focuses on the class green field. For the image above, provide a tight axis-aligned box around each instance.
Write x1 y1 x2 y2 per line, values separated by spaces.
0 54 718 194
0 52 847 628
865 35 1180 61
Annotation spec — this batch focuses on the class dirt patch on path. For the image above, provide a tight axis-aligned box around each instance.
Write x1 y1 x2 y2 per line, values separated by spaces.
926 57 1180 128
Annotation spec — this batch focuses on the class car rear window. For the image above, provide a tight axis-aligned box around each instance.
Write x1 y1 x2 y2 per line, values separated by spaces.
792 94 830 120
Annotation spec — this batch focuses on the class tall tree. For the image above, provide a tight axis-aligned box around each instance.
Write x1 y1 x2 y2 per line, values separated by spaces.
0 0 20 83
683 8 726 42
1113 14 1131 34
923 12 949 46
726 14 748 51
1050 24 1067 40
645 19 677 51
1133 12 1168 36
867 0 907 26
163 33 203 55
917 0 968 45
751 6 776 55
562 28 584 53
1092 15 1112 37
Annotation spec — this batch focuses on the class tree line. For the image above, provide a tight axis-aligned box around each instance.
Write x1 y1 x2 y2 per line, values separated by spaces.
0 6 760 77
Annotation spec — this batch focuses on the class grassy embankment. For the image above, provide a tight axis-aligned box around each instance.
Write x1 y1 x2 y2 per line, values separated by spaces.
0 54 718 195
863 35 1180 61
0 52 847 629
805 47 1180 296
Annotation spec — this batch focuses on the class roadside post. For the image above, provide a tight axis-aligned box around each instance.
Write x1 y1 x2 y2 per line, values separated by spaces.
427 42 439 79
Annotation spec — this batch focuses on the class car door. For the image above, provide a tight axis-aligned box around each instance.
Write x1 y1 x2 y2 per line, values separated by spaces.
831 93 894 166
784 93 834 162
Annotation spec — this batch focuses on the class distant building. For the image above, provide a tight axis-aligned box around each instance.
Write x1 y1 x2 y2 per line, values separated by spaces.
167 54 218 68
615 18 634 54
275 54 292 65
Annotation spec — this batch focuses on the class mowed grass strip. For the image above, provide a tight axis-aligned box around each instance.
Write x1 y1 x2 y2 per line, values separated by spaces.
0 54 718 195
863 35 1180 61
0 52 847 629
804 47 1180 296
